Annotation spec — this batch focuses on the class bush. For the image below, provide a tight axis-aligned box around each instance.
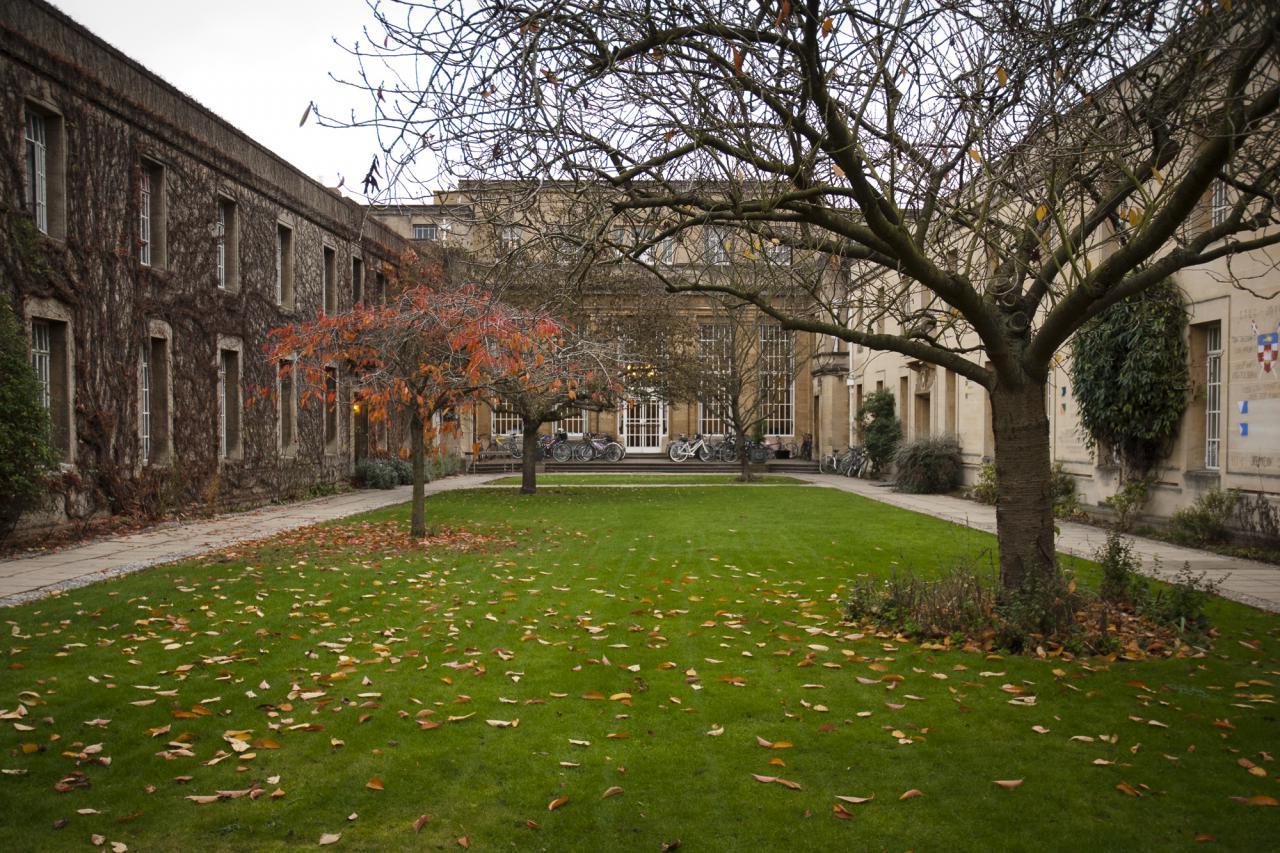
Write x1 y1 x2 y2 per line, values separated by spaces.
1169 488 1239 546
1105 477 1152 532
893 436 962 494
857 390 901 475
845 565 997 639
1097 529 1143 605
388 457 413 485
1142 564 1221 634
1050 462 1080 519
0 294 59 539
355 458 399 489
971 462 998 504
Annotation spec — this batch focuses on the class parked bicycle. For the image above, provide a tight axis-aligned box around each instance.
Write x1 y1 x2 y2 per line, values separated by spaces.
573 432 626 462
668 433 715 462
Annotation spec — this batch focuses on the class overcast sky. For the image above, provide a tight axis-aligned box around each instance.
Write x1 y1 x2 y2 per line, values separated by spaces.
49 0 418 202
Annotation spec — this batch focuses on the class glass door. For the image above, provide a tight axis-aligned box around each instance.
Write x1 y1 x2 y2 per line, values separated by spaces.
621 392 667 454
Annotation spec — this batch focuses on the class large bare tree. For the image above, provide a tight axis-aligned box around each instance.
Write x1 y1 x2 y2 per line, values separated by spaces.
337 0 1280 594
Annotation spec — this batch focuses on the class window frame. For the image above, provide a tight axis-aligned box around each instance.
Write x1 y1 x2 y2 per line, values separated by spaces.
758 325 795 436
276 222 295 309
1205 322 1222 470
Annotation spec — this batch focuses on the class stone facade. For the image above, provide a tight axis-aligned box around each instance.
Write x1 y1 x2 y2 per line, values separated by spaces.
1 0 405 535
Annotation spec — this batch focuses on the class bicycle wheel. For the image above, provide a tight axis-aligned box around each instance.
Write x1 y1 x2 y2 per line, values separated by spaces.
551 442 573 463
750 446 767 463
819 454 835 475
696 443 714 462
510 441 523 459
573 442 593 462
717 444 736 463
668 442 687 462
604 443 624 462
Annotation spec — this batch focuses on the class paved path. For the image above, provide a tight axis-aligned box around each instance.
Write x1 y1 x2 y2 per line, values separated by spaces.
796 473 1280 613
4 471 1278 614
0 475 493 607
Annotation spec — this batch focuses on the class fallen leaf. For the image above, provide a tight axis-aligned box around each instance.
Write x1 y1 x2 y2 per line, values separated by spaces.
318 833 341 846
835 795 874 804
601 786 624 799
366 777 384 791
413 815 429 833
899 789 923 801
548 796 569 811
993 779 1024 789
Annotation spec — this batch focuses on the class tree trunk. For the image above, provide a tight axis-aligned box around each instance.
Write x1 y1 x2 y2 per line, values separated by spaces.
737 427 752 483
410 410 426 538
520 422 541 495
990 381 1057 594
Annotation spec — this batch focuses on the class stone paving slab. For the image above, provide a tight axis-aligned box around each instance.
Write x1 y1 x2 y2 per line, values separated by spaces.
0 475 493 607
797 473 1280 613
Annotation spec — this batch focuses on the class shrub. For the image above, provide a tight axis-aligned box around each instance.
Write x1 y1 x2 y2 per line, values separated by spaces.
1169 488 1239 546
845 565 997 639
1105 477 1152 532
893 436 963 494
1050 462 1080 519
971 462 998 504
1097 530 1143 605
0 294 59 539
1141 564 1221 634
388 457 413 485
857 390 901 475
355 458 399 489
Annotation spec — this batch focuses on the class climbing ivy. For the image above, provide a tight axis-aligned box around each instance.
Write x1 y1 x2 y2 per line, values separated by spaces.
0 293 58 539
1069 278 1188 480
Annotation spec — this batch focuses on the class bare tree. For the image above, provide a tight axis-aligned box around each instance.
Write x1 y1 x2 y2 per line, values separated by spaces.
338 1 1280 595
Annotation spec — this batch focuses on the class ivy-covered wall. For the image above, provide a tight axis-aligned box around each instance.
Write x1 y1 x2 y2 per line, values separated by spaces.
0 0 405 533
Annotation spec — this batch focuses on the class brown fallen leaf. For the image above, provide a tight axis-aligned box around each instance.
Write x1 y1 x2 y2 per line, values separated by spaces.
993 779 1024 789
413 815 429 833
835 795 874 804
601 786 624 799
548 796 569 811
1115 782 1143 798
1229 795 1278 806
366 776 384 791
899 789 923 801
457 837 470 849
318 833 342 846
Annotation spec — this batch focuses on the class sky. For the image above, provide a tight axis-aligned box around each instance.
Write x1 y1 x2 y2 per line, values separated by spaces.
49 0 415 201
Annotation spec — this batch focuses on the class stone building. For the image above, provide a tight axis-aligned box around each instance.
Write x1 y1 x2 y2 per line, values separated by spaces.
1 0 404 534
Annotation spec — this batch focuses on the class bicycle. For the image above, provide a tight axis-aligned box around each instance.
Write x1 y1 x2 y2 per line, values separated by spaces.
573 432 625 462
668 433 715 462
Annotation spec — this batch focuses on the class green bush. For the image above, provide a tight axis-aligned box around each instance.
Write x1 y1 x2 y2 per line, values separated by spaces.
971 462 998 504
1105 477 1152 532
1142 563 1221 634
893 436 962 494
1050 462 1080 519
388 457 413 485
1169 488 1239 546
1097 530 1143 605
355 458 399 489
0 294 59 539
857 390 901 475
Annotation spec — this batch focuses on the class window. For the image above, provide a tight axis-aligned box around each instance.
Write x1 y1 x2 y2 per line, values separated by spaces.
217 198 239 291
139 336 170 464
698 323 731 435
554 409 586 435
1205 323 1222 469
497 226 519 253
704 225 730 265
491 405 523 436
278 359 297 455
413 223 439 241
218 348 242 459
324 366 339 452
23 105 63 238
30 317 71 460
657 235 676 265
1210 181 1230 230
374 270 387 304
24 111 47 233
323 245 337 314
762 236 792 265
276 223 294 308
139 161 166 268
759 325 794 435
351 257 364 306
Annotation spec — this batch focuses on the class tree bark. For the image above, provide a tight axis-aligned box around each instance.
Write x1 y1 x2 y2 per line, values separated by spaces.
990 381 1057 594
737 427 752 483
410 409 426 538
520 422 541 494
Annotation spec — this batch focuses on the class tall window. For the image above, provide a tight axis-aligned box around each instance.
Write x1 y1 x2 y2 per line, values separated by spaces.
698 323 731 435
323 246 337 314
139 171 152 266
759 325 794 435
276 223 294 308
413 223 439 241
30 317 71 459
25 111 48 234
1210 181 1230 229
324 366 339 452
140 336 170 465
497 226 519 252
218 348 242 459
1205 323 1222 469
278 359 297 454
657 235 676 265
351 257 364 305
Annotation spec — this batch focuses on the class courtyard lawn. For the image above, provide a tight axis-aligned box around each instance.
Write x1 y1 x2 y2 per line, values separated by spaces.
1 486 1277 852
485 473 806 485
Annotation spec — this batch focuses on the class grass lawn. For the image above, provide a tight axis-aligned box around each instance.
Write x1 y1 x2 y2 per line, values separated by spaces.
1 486 1277 851
485 474 806 485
